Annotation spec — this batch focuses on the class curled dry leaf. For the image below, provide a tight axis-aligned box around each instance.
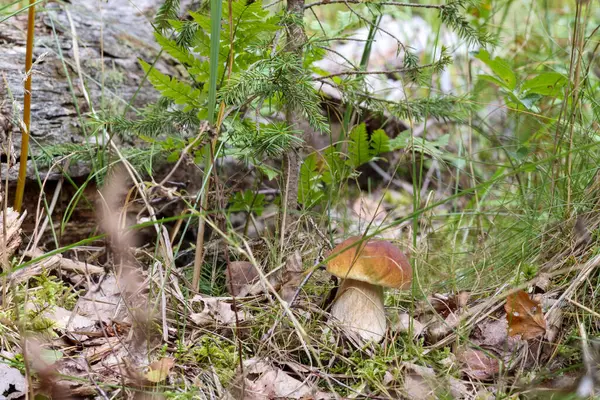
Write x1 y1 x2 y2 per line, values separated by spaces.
430 292 471 318
427 312 459 343
226 261 260 297
146 357 175 383
505 290 546 340
233 358 331 400
456 347 500 380
394 313 425 337
190 295 247 326
400 362 468 400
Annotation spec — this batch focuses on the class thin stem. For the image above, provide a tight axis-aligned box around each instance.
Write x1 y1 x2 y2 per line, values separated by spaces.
338 13 380 152
14 0 36 212
304 0 444 9
314 61 441 81
192 0 223 291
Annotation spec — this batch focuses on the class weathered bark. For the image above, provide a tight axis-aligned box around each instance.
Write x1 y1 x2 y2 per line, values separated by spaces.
280 0 307 238
0 0 180 181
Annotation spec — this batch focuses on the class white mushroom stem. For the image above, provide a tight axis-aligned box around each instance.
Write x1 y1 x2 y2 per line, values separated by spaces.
330 278 386 343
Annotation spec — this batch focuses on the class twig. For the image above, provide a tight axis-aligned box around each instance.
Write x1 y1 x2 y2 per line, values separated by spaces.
26 159 71 254
14 0 36 212
304 0 445 9
368 161 414 194
420 159 438 198
158 124 208 187
316 37 370 42
314 61 440 82
316 46 358 70
341 2 404 54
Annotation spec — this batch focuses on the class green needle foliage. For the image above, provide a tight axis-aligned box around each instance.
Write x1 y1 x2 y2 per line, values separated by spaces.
64 0 495 216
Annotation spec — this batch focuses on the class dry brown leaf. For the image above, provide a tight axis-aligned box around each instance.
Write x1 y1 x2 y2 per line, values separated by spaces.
472 318 509 348
505 290 546 340
75 275 123 323
235 359 331 400
83 337 122 364
190 295 246 326
393 313 425 337
427 312 459 343
456 347 500 380
146 357 175 383
226 261 259 297
429 292 470 318
0 206 25 260
403 373 434 400
400 362 467 400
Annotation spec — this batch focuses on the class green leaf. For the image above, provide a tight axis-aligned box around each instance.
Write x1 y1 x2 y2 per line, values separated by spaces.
521 72 567 97
389 132 449 160
231 190 265 216
299 153 323 207
347 123 371 168
475 49 516 90
154 32 199 67
478 74 508 88
140 60 205 111
167 151 180 163
321 147 347 185
189 10 211 31
257 164 279 181
369 129 391 157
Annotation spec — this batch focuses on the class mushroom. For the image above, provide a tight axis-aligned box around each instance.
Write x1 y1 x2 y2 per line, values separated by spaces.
326 236 412 343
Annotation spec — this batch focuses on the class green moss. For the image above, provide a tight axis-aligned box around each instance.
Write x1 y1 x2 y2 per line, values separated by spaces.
175 335 238 385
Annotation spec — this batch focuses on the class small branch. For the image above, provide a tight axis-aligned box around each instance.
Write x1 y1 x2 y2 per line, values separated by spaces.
316 37 370 42
14 0 36 212
313 61 440 82
158 126 208 187
316 46 358 69
342 3 405 53
304 0 445 9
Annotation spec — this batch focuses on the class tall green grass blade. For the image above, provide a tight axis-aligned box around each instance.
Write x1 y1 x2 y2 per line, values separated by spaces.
339 14 381 150
193 0 223 290
207 0 222 125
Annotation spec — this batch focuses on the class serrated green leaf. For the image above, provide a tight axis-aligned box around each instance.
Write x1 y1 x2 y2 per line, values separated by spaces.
369 129 391 157
299 153 323 207
390 132 448 160
321 147 347 185
167 151 180 163
140 60 205 111
347 123 371 168
154 32 199 67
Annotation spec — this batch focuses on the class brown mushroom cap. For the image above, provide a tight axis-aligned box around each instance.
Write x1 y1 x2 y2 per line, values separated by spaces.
326 236 412 289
